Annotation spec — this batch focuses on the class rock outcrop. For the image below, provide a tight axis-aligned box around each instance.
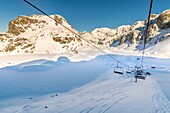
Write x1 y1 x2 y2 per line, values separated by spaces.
157 9 170 29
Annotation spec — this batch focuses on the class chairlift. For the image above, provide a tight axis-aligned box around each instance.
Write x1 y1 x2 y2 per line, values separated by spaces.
131 69 135 72
145 72 151 75
114 62 124 74
151 65 156 69
126 68 131 74
114 67 124 74
136 58 140 60
134 66 145 82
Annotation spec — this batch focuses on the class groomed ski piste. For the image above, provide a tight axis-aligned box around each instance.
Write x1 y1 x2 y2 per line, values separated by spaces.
0 49 170 113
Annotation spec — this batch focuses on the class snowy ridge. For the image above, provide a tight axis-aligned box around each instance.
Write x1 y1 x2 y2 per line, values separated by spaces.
0 9 170 57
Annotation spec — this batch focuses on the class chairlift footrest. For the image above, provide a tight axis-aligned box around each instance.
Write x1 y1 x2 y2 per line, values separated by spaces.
114 71 123 74
135 75 145 80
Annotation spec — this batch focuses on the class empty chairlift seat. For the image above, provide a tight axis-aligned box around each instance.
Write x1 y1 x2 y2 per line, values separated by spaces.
151 65 156 69
136 58 140 60
126 68 131 74
114 67 124 74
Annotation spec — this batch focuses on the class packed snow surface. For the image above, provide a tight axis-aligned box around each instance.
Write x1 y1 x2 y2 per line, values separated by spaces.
0 53 169 113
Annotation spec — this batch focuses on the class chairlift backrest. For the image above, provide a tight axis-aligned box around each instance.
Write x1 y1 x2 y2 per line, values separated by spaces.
114 66 124 74
126 69 131 73
136 70 143 75
151 65 156 69
135 75 145 80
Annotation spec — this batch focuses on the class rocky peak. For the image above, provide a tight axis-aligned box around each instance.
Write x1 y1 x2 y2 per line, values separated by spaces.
157 9 170 29
150 14 158 20
1 14 82 55
8 15 45 35
7 14 68 36
131 21 144 31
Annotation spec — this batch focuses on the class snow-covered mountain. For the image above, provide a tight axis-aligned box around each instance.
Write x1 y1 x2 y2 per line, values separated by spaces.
0 9 170 56
83 9 170 52
0 14 82 55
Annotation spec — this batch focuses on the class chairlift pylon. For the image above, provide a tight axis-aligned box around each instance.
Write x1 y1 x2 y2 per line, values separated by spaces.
114 62 124 74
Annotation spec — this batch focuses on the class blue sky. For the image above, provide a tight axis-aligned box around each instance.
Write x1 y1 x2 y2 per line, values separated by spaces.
0 0 169 32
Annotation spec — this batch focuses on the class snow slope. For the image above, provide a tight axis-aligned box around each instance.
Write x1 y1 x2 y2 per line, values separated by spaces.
0 54 170 113
0 56 111 100
146 29 170 56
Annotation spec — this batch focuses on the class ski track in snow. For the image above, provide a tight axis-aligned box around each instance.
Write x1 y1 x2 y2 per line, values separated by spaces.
102 96 128 113
151 76 170 113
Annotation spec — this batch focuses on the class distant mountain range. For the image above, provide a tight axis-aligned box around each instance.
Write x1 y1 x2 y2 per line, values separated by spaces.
0 9 170 56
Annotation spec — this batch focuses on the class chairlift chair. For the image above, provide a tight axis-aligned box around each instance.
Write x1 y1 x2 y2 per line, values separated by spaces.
114 62 124 74
136 58 140 60
126 68 131 74
114 67 124 74
151 65 156 69
134 66 145 82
